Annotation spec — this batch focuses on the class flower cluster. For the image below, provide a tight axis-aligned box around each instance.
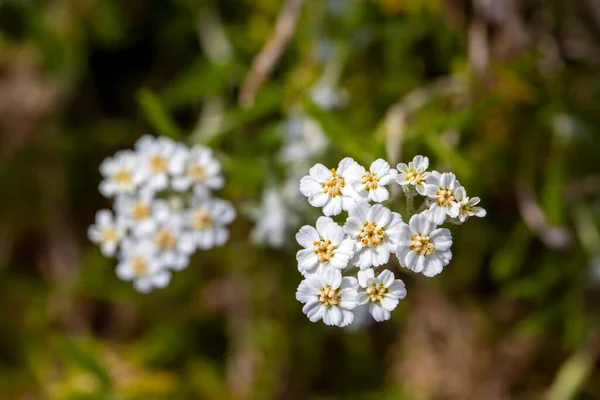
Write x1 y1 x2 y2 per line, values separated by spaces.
295 156 486 326
88 135 235 293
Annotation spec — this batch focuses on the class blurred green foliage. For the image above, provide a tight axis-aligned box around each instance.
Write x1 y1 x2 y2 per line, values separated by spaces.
1 0 600 399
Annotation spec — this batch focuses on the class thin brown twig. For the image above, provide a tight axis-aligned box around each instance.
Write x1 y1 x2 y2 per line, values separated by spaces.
238 0 305 108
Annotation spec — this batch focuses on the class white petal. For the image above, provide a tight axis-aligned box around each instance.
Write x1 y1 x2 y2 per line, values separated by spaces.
369 303 391 322
296 225 320 248
308 164 332 182
323 306 343 326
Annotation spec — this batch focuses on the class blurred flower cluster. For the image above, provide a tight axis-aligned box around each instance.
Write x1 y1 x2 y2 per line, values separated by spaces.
295 155 486 326
88 135 235 292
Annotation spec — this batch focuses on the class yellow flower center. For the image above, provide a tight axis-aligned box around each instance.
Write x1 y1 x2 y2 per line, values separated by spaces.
410 234 435 256
366 284 389 303
192 209 213 230
114 169 133 185
313 240 336 263
359 222 385 247
132 201 151 220
362 172 379 190
102 227 119 242
319 286 340 307
436 188 455 206
149 154 168 173
154 228 176 249
187 164 206 181
460 203 472 214
131 256 147 277
322 168 344 197
405 168 424 185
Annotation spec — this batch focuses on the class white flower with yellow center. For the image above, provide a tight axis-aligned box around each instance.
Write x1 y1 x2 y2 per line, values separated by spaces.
357 269 407 322
87 210 126 256
454 187 487 223
116 240 171 293
296 216 355 275
99 150 145 197
299 157 364 216
182 197 236 250
171 145 224 197
347 159 394 203
393 155 431 195
114 192 158 235
395 213 453 277
145 206 196 271
296 268 359 327
343 203 403 270
423 171 462 224
134 135 181 193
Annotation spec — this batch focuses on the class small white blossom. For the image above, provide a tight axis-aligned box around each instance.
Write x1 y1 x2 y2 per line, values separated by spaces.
134 135 181 193
296 268 358 327
171 145 224 197
357 269 406 322
147 206 195 271
116 240 171 293
182 197 236 250
347 158 393 202
99 150 145 197
343 203 403 270
455 187 487 223
296 216 355 275
396 213 453 277
87 210 126 257
114 192 158 236
394 155 430 195
423 171 462 224
299 157 364 216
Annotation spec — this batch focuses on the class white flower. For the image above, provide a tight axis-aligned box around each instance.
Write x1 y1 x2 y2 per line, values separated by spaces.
88 210 126 257
114 192 159 236
116 240 171 293
395 213 453 277
134 135 180 193
296 268 358 327
182 197 236 250
347 158 393 202
455 187 487 223
343 203 403 270
147 207 195 271
99 150 145 197
423 171 462 224
357 269 406 322
393 155 430 195
250 187 294 248
299 157 364 216
296 216 355 275
171 145 224 197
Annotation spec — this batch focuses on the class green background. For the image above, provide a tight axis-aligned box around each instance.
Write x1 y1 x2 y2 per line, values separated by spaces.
1 0 600 398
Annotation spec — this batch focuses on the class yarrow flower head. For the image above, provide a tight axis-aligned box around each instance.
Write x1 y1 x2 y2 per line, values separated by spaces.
88 210 126 257
296 216 355 276
424 171 462 225
296 268 359 327
393 155 430 196
396 213 453 277
347 159 394 202
343 203 403 270
357 269 406 322
294 154 485 328
89 135 235 293
299 157 363 216
454 187 487 223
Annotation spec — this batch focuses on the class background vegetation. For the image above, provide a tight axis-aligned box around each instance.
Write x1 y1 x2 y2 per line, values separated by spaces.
1 0 600 398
